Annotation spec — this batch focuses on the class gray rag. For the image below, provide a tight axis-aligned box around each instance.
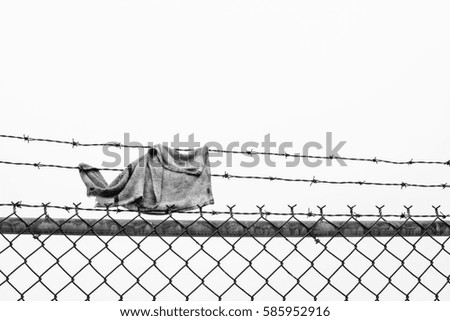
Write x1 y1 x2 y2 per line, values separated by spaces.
78 144 214 213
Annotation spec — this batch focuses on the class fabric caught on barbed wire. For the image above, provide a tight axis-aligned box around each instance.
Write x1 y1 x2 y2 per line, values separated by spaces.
78 144 214 213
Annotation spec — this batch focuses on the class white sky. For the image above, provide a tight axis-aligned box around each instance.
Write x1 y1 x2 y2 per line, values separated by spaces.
1 0 450 215
0 0 450 301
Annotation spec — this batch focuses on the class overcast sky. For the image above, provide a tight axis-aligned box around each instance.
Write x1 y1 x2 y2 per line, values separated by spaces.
1 1 450 215
1 1 450 300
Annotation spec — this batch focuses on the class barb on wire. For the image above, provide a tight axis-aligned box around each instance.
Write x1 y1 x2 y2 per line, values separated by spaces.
1 134 450 167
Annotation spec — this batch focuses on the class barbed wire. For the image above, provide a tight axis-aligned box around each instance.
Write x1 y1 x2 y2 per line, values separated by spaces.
0 159 448 190
1 134 449 167
0 201 447 218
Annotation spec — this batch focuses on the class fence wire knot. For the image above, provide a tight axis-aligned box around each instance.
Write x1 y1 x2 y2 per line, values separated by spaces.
376 205 385 216
11 201 22 208
288 204 297 215
197 204 204 216
432 205 441 217
227 205 236 216
317 205 326 216
403 205 413 218
165 204 176 214
347 205 356 217
42 202 50 218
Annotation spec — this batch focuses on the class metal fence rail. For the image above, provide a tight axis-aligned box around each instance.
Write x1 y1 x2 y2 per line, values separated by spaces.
1 203 450 301
2 217 450 238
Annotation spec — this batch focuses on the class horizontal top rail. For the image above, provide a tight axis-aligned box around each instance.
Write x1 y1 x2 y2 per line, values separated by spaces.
1 217 449 238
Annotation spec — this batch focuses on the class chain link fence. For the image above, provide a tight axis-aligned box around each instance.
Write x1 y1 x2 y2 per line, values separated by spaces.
1 203 450 301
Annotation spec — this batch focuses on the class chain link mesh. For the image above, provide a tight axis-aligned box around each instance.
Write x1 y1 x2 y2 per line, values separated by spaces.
1 204 450 301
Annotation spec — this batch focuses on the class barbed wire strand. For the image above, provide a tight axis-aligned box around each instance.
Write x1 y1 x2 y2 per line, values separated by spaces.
1 134 449 167
0 159 448 190
0 201 447 218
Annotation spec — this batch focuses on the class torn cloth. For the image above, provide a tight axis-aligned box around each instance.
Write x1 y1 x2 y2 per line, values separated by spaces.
78 144 214 213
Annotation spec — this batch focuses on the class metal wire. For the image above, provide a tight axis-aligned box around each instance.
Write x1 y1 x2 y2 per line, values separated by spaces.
1 133 449 167
1 202 450 300
0 201 447 218
0 159 448 190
